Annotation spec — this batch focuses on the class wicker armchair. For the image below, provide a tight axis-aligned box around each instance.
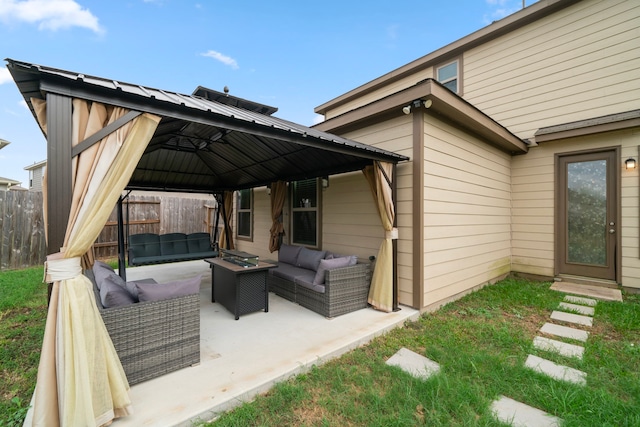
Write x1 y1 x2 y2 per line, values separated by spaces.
269 262 371 318
86 270 200 385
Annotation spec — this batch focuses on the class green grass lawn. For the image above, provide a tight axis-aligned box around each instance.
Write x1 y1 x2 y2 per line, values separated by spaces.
1 269 639 426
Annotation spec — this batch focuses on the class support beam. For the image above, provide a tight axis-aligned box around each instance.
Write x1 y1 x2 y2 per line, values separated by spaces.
117 195 127 281
46 93 73 255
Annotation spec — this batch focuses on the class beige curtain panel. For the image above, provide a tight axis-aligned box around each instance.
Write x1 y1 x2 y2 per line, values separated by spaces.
219 191 235 250
362 161 396 313
26 98 160 426
269 181 287 252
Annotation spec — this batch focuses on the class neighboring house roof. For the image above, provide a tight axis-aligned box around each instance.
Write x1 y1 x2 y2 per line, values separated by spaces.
24 159 47 171
0 138 9 150
6 58 409 194
0 176 20 186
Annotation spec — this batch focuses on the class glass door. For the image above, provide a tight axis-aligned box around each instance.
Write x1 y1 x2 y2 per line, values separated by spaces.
557 150 617 280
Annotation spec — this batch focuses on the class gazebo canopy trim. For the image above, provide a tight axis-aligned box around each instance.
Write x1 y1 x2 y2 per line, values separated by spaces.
6 58 408 193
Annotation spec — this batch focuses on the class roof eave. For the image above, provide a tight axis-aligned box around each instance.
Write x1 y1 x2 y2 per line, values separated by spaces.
314 79 528 155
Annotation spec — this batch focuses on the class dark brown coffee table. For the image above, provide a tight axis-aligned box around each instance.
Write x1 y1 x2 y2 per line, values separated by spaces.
205 258 276 320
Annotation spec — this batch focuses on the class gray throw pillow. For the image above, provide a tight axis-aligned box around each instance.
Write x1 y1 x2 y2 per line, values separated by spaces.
313 256 352 286
136 274 202 302
92 261 119 290
100 274 136 308
297 247 327 271
278 244 302 265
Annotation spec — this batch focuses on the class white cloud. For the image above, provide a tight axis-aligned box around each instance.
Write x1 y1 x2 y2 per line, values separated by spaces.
0 67 11 85
0 0 104 34
312 114 324 125
201 50 239 70
483 0 524 24
19 99 28 109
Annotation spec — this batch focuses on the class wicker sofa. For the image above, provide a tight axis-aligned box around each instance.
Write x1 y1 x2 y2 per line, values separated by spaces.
86 262 201 385
268 244 371 318
128 232 218 266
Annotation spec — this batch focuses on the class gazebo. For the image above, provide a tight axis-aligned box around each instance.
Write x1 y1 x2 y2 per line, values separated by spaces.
6 58 408 426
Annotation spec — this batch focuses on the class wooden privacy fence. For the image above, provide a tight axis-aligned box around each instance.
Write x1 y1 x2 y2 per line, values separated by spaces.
0 192 219 270
0 191 46 270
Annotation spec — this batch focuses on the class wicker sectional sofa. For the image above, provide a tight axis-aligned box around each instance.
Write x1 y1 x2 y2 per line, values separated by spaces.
268 244 371 318
86 262 201 385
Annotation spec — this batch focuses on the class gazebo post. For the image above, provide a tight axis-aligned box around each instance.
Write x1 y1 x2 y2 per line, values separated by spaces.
45 93 73 303
117 194 127 281
392 164 399 312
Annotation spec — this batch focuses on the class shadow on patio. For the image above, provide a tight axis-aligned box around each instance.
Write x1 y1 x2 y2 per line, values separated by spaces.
115 260 419 426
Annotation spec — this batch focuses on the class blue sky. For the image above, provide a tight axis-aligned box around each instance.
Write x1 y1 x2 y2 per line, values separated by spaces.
0 0 534 186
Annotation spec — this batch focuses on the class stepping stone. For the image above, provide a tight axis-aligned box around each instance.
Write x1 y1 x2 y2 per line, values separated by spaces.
558 302 595 316
491 395 562 427
564 295 597 307
533 336 584 359
550 311 593 327
525 354 587 385
386 347 440 381
540 323 589 342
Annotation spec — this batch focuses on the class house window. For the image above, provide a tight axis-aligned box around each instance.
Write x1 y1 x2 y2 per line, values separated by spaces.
236 188 253 240
29 170 34 188
291 178 320 247
436 59 460 94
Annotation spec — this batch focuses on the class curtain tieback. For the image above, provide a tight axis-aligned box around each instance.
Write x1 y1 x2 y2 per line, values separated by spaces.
44 256 82 282
385 228 398 240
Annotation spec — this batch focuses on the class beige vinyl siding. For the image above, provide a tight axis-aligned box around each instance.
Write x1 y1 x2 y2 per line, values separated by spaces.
511 128 640 290
335 116 415 305
323 70 434 120
423 114 511 306
234 187 273 260
464 0 640 140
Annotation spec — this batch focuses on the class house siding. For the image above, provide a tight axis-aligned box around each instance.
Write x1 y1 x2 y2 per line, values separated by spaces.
423 114 512 306
511 128 640 290
463 0 640 140
337 116 415 306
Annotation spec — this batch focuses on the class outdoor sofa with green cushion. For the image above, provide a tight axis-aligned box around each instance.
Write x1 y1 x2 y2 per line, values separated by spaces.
128 232 218 266
268 244 371 318
86 261 201 385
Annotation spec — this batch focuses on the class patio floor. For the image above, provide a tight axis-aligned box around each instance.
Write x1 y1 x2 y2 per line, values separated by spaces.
114 260 419 427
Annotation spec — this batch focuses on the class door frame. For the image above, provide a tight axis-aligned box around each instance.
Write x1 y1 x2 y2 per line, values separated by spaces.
554 146 621 283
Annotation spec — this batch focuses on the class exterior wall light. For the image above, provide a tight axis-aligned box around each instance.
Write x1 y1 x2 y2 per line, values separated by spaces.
625 158 636 170
402 105 411 115
322 176 329 189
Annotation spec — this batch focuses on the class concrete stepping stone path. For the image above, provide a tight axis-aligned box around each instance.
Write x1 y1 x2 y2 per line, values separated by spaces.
558 302 595 316
550 310 593 327
490 395 562 427
563 295 597 306
539 322 589 342
525 354 587 385
533 336 584 359
386 347 440 381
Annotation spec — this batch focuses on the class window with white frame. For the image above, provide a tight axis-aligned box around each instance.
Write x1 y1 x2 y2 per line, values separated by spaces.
236 188 253 240
291 178 319 247
436 59 460 94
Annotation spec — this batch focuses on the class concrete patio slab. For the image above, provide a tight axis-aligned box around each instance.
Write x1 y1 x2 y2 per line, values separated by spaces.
115 260 420 426
533 336 584 359
491 395 562 427
539 322 589 342
558 302 595 316
386 347 440 381
525 354 587 385
550 282 622 302
564 295 597 306
550 310 593 327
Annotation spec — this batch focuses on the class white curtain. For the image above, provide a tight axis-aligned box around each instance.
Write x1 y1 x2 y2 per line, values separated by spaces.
26 98 160 426
362 161 396 312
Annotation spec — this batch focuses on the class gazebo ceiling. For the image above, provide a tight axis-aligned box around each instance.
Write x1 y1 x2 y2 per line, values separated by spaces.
6 58 408 193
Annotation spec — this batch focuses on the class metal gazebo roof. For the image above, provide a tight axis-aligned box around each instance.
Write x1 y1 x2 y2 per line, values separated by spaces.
6 58 408 194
